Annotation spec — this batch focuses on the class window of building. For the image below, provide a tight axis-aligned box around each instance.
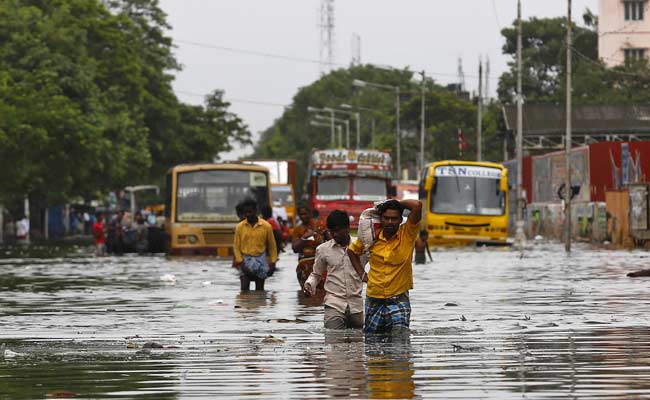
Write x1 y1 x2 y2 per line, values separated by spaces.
624 48 646 61
624 1 645 21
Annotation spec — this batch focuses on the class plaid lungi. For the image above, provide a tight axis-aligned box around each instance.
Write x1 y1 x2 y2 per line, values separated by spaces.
364 292 411 334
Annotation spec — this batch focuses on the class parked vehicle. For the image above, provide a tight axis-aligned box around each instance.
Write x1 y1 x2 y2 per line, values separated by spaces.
419 160 509 246
164 163 271 256
307 149 392 229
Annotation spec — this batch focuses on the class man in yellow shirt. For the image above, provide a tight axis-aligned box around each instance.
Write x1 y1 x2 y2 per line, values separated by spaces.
348 199 422 334
233 198 278 291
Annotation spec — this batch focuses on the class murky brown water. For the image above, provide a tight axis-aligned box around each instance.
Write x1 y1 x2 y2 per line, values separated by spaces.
2 243 650 399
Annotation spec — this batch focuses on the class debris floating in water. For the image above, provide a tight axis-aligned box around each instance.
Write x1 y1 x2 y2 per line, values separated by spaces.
160 274 177 283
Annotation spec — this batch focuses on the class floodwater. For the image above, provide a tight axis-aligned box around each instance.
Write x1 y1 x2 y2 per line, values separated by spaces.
2 243 650 399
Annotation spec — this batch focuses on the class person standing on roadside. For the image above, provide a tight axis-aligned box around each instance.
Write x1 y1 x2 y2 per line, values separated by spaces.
292 204 328 289
93 213 106 256
304 210 365 329
233 198 278 291
348 199 422 334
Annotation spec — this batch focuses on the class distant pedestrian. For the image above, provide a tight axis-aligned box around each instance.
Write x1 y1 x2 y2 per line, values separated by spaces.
133 211 149 255
232 198 278 291
261 205 283 253
107 211 125 255
348 199 423 334
304 210 365 329
414 230 433 264
292 204 328 289
16 215 30 244
93 213 106 256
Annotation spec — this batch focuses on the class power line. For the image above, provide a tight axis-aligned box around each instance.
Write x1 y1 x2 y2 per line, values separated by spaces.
175 38 497 81
176 39 345 66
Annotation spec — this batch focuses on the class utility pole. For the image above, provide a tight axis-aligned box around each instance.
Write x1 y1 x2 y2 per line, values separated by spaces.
514 0 526 249
477 57 483 161
396 87 401 180
565 0 573 252
355 112 360 149
337 124 343 147
419 70 426 180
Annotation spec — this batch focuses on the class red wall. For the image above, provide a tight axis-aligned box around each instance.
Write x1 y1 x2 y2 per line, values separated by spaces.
589 141 650 202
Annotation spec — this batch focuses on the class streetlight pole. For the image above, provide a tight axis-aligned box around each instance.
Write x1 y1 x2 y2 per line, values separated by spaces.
353 79 401 178
341 103 377 148
355 112 360 149
308 106 336 146
419 70 426 180
477 57 483 162
565 0 573 253
515 0 526 249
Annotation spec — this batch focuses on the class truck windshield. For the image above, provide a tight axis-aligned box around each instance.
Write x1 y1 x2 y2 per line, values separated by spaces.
353 178 387 201
430 177 505 216
316 177 350 200
176 170 268 222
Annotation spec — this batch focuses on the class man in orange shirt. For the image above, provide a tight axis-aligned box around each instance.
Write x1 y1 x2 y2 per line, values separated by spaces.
348 199 422 334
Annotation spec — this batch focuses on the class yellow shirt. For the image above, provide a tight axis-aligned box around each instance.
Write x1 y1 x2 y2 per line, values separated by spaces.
233 218 278 263
349 220 418 299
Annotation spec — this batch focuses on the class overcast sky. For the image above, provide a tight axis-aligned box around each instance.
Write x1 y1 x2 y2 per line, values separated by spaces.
159 0 598 159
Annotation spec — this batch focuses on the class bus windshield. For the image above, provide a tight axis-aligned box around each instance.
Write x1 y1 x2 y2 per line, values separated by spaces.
272 185 294 206
316 177 350 200
430 176 505 216
176 169 268 222
353 177 387 201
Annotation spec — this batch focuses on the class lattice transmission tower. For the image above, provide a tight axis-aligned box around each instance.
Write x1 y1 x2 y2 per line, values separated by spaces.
319 0 335 75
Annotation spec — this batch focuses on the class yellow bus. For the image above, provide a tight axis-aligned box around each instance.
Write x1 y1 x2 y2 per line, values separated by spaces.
164 163 271 256
419 161 509 246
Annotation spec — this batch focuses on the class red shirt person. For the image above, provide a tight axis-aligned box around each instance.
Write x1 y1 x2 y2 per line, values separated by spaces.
93 213 106 256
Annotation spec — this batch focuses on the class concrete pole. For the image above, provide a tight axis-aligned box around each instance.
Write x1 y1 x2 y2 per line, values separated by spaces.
355 112 360 149
345 119 350 148
477 58 483 162
565 0 573 253
514 0 527 249
337 125 343 147
0 205 4 244
419 70 426 180
330 109 335 147
396 87 401 180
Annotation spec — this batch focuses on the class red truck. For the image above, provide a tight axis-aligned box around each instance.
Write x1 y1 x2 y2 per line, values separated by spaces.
308 149 393 228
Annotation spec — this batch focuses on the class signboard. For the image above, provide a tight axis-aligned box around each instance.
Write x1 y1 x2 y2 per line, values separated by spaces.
312 149 392 168
434 165 502 179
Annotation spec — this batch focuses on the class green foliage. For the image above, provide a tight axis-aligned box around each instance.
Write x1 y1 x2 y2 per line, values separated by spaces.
0 0 249 206
497 9 650 106
254 65 500 191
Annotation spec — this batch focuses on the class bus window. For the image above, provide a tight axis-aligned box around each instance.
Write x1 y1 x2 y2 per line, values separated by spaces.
177 170 268 222
430 176 505 216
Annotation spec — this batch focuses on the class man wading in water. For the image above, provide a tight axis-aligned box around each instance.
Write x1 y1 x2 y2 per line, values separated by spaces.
292 204 327 290
348 199 422 334
304 210 365 329
232 198 278 291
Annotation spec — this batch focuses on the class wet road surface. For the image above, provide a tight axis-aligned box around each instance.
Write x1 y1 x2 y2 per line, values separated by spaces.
2 243 650 398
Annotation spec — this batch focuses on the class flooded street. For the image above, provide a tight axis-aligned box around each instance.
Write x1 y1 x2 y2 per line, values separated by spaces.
2 243 650 399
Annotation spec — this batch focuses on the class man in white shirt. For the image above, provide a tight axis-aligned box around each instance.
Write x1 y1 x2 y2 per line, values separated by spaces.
304 210 366 329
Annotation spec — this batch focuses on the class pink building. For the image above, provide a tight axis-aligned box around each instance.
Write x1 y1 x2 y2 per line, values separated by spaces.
599 0 650 66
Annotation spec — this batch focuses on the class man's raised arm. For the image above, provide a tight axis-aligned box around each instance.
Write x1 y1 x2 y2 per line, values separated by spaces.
402 199 423 225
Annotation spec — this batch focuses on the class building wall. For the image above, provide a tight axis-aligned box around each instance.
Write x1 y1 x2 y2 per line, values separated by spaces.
599 0 650 66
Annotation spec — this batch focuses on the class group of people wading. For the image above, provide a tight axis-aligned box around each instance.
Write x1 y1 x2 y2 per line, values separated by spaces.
232 196 423 335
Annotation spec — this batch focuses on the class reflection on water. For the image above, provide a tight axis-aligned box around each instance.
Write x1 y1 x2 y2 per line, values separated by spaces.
366 334 415 399
3 244 650 398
